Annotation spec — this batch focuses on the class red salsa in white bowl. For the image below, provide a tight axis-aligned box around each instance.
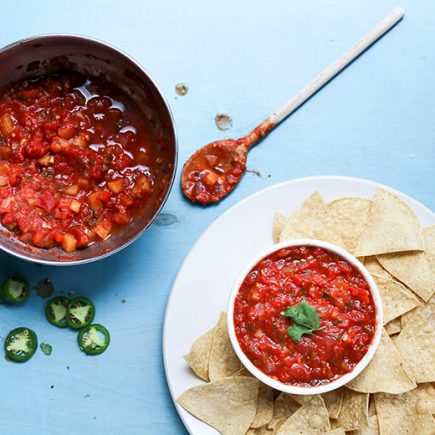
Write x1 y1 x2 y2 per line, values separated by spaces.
227 239 383 395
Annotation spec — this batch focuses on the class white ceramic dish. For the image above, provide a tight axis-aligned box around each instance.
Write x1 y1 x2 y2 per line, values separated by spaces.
226 238 383 396
163 176 435 435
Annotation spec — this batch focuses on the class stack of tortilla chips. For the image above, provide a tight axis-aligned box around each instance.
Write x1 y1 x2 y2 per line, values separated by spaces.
178 189 435 434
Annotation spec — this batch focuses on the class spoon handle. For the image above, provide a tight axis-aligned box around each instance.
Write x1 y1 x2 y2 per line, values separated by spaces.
268 7 405 125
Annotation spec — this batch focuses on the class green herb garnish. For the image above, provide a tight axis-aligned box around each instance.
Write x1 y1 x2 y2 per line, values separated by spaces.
284 301 323 342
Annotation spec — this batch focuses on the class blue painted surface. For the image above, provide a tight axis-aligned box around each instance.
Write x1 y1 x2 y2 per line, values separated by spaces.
0 1 434 434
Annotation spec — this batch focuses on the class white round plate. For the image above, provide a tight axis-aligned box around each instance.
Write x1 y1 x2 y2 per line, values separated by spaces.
163 176 434 435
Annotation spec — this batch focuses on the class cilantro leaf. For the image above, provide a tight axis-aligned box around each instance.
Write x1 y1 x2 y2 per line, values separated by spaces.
284 301 322 342
287 324 316 342
284 301 320 329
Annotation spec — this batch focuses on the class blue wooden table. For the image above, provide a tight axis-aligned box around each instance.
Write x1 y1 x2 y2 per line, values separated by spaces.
1 1 434 434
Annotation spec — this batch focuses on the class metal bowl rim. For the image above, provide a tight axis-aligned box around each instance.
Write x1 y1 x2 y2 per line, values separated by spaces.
0 33 178 266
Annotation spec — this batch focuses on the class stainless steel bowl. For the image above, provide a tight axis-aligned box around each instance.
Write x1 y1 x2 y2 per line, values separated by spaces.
0 34 177 265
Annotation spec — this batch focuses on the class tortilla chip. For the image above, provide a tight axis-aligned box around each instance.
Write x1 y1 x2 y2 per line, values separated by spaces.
384 318 401 336
368 396 376 416
348 415 379 435
377 251 434 302
279 192 345 247
327 198 371 254
395 303 435 383
209 312 241 381
273 212 286 243
268 393 300 431
232 366 253 378
374 391 435 435
354 188 423 257
374 276 419 324
364 257 394 280
184 327 214 381
411 383 435 415
329 418 342 429
365 257 420 324
346 329 416 394
276 396 330 434
246 426 272 435
177 376 259 435
251 383 275 428
423 224 435 274
324 428 346 435
322 388 344 419
231 366 274 428
336 389 369 431
286 394 311 406
401 306 421 329
287 389 343 420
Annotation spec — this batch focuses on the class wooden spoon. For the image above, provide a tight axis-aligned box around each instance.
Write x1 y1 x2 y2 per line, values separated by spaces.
181 8 405 205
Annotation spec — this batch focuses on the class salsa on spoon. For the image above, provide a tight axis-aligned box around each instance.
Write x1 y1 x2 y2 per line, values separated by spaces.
181 8 404 205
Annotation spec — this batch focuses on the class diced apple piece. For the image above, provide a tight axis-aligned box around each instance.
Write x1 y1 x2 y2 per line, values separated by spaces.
63 185 79 196
69 199 81 213
0 114 14 137
202 171 219 187
72 133 89 147
94 220 112 239
50 137 70 152
107 179 124 194
132 174 151 195
87 192 103 211
61 233 77 252
38 155 54 166
57 125 76 139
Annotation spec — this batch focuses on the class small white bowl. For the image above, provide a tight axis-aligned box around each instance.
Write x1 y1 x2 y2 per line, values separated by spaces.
227 239 383 395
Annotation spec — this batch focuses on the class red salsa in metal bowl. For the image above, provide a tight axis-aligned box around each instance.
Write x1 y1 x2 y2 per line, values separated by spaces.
0 72 168 252
233 245 376 387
